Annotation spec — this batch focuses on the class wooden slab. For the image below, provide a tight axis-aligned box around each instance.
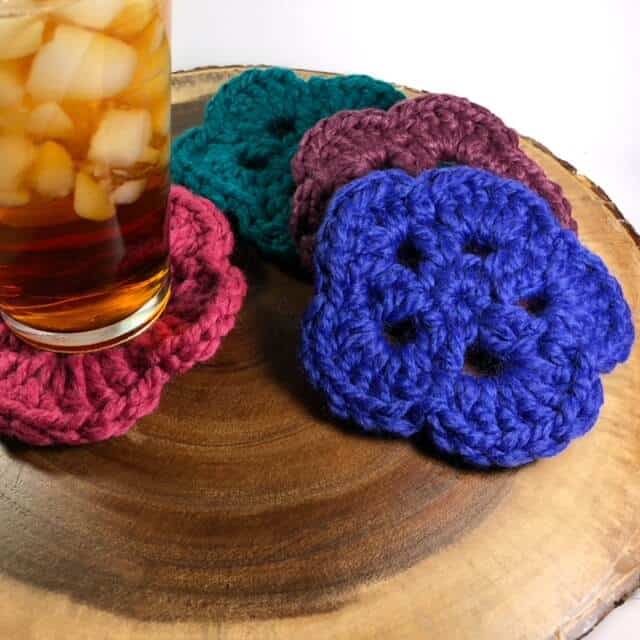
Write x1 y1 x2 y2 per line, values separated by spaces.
0 66 638 640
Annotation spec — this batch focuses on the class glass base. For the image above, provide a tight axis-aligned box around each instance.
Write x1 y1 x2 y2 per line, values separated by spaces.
2 277 172 354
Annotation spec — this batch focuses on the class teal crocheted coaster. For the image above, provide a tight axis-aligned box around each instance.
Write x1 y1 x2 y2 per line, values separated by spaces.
171 68 405 262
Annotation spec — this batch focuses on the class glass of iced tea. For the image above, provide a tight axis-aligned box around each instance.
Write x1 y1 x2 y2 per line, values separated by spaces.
0 0 172 352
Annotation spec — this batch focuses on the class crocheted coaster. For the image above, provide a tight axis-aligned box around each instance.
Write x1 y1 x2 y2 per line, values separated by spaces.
0 186 247 446
171 67 405 261
292 94 577 269
300 168 633 467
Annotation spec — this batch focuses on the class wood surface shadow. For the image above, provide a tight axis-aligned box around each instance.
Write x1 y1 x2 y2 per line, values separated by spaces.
0 237 514 625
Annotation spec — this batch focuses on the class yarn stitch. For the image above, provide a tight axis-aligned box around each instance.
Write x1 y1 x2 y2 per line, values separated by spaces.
300 168 633 467
292 94 576 269
172 68 405 261
0 186 247 446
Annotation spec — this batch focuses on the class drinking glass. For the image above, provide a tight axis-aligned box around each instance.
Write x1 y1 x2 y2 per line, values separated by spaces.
0 0 172 352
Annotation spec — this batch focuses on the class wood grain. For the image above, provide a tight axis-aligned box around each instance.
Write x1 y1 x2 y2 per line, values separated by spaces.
0 66 638 640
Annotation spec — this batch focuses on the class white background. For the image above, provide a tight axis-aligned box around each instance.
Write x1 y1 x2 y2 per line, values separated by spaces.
173 1 639 637
173 0 640 232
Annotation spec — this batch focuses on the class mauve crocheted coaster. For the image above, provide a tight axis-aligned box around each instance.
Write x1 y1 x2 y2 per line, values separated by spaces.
300 168 633 468
292 94 577 269
0 186 247 446
171 67 404 262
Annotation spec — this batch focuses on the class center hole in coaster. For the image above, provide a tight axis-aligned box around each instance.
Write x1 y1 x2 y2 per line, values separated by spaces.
384 318 417 347
518 294 548 315
464 240 493 258
268 116 296 139
239 151 269 170
397 239 422 272
438 159 459 168
464 343 504 377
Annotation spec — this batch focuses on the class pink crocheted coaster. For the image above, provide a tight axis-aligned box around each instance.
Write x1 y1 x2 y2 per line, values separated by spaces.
0 185 247 446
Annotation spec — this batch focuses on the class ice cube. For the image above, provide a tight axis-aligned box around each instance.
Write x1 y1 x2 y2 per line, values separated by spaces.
88 108 152 167
27 102 74 139
140 145 159 164
0 14 44 61
0 61 25 108
30 141 75 198
0 188 30 207
74 172 115 221
120 37 169 106
83 162 110 180
0 134 36 189
54 0 125 30
58 100 104 151
136 16 165 53
110 0 156 39
27 25 138 101
151 99 170 136
111 178 146 205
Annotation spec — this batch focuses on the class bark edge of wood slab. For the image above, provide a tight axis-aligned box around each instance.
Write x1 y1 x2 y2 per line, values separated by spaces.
0 66 638 640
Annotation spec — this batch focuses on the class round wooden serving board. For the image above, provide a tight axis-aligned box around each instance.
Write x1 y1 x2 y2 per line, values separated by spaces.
0 66 638 640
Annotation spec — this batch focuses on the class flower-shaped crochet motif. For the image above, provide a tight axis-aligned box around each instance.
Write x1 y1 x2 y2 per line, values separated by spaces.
300 168 633 467
292 94 576 269
0 186 247 446
171 68 405 261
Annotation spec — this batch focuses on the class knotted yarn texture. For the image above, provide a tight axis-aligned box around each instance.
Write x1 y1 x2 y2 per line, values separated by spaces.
0 186 247 446
172 67 405 261
300 168 633 468
292 94 576 269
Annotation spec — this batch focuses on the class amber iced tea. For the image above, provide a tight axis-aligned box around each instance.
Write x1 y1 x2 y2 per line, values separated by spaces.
0 0 172 351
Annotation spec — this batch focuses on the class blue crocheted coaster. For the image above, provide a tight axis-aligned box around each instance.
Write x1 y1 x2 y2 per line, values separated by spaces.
300 168 634 467
171 68 405 261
